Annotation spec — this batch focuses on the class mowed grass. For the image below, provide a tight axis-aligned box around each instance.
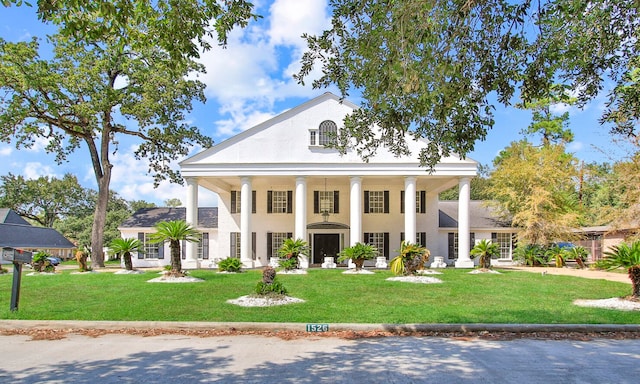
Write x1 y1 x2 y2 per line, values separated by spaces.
0 268 638 324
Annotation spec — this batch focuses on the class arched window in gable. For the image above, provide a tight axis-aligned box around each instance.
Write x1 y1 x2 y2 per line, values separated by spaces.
318 120 337 146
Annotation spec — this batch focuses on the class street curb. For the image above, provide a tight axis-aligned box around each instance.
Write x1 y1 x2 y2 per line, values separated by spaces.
2 320 640 334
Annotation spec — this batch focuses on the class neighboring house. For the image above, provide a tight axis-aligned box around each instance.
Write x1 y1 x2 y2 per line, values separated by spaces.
0 208 76 262
177 92 480 269
118 207 217 268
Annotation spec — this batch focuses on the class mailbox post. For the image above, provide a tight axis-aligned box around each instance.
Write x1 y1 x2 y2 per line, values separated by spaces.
2 247 32 311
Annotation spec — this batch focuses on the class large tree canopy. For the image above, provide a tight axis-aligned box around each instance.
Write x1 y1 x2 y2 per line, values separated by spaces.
0 1 257 267
296 0 639 168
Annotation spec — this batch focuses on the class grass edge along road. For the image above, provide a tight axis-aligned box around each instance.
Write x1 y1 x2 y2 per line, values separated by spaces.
0 268 638 324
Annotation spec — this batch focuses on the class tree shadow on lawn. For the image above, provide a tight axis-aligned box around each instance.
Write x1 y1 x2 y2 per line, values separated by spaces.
2 334 640 383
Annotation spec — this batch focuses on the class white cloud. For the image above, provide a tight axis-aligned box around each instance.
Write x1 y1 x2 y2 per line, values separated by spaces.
22 162 60 179
268 0 329 48
0 146 12 156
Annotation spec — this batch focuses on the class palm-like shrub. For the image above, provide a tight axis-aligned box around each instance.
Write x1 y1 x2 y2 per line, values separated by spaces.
545 244 567 268
513 244 548 266
108 238 142 271
337 242 378 270
277 238 309 271
148 220 200 277
470 239 500 269
218 257 242 272
32 251 54 273
390 241 430 275
567 246 589 268
598 241 640 298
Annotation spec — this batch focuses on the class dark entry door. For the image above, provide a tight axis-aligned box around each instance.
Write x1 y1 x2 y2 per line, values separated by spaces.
313 234 340 264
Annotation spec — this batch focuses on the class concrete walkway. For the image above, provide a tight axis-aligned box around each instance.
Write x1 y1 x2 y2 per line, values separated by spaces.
501 266 631 284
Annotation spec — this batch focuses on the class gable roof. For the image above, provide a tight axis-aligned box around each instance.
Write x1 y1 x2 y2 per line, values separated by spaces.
0 208 31 225
119 207 218 229
180 92 478 179
0 223 76 249
438 201 513 229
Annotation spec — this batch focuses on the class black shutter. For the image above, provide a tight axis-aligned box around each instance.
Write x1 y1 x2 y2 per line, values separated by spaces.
314 191 319 214
491 232 498 243
230 233 236 258
470 233 475 250
384 191 389 213
419 232 426 247
287 190 293 214
138 232 144 259
334 190 339 213
400 190 405 214
252 232 256 260
420 191 426 213
267 191 273 213
448 232 455 260
287 232 293 239
384 232 389 257
231 191 237 214
267 233 273 258
364 191 370 213
202 233 209 259
400 232 405 242
364 233 370 244
157 242 164 259
252 190 257 213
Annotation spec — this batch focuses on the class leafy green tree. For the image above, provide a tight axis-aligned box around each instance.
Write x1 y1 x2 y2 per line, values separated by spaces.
108 237 142 271
516 85 576 146
470 239 500 269
0 173 90 227
129 200 157 212
488 141 580 246
439 164 493 200
296 1 639 168
0 0 255 267
599 241 640 298
164 198 182 208
148 220 200 276
578 162 623 226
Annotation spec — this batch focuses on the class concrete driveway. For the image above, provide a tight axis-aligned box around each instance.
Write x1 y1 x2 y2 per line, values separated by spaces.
2 332 640 383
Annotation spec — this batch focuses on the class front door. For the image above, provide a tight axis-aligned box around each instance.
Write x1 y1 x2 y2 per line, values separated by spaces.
313 234 340 264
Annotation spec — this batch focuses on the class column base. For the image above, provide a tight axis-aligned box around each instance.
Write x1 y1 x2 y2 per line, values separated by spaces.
455 259 475 268
182 259 201 270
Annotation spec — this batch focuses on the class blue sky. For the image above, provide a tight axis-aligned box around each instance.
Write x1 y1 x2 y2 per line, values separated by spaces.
0 0 627 207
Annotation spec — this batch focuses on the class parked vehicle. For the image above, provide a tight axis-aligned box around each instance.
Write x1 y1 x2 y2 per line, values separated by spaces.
46 257 61 266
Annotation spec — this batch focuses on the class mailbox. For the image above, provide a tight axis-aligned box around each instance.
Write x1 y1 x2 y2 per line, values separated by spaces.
2 247 32 264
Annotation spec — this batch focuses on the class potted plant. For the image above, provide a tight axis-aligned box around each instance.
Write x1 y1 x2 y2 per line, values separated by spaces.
277 238 309 271
337 242 377 271
390 241 430 275
470 239 500 269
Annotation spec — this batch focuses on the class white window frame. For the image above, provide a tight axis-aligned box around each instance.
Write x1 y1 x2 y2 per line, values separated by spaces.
368 191 385 214
143 233 159 259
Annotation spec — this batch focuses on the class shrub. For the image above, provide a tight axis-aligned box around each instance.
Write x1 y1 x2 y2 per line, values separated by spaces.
277 238 309 270
513 244 548 266
338 242 377 270
218 257 242 272
278 257 299 271
32 251 55 273
255 266 287 296
390 241 430 275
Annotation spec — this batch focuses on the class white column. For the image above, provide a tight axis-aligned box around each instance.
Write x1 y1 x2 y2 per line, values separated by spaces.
404 176 417 244
240 176 253 268
349 176 362 246
455 177 474 268
295 176 309 268
184 177 199 269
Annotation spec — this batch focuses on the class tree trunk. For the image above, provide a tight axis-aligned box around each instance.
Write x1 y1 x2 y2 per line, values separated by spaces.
629 265 640 298
170 240 182 275
124 252 133 271
90 175 110 268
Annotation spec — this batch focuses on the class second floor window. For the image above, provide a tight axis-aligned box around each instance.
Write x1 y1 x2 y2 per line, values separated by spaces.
267 190 292 214
314 190 339 214
364 190 389 213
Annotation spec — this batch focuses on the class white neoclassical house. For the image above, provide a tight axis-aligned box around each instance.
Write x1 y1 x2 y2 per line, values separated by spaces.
175 92 488 269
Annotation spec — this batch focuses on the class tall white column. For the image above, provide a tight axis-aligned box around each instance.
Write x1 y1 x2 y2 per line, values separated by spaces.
295 177 309 268
240 176 253 268
404 176 417 244
455 177 474 268
349 176 362 246
184 177 199 269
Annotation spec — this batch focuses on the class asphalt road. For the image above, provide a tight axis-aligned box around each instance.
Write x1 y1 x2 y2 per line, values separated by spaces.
2 332 640 383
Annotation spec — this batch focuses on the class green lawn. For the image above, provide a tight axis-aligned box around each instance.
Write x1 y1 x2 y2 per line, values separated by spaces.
1 268 638 324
